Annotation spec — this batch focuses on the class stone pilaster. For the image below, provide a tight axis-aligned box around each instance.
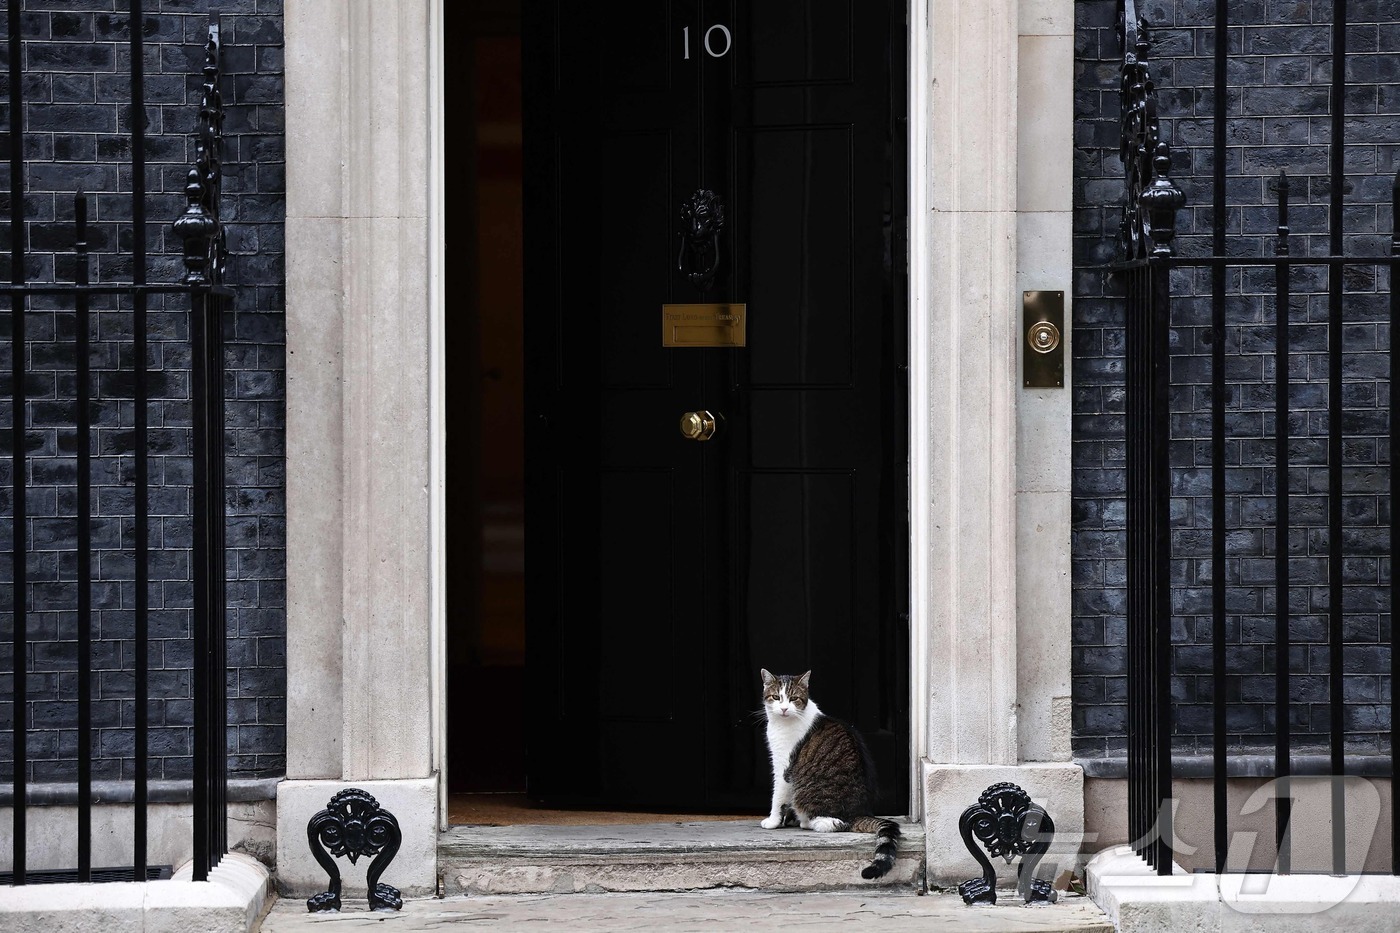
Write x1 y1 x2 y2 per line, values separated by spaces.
280 0 438 897
1014 0 1075 765
921 0 1021 769
913 0 1083 885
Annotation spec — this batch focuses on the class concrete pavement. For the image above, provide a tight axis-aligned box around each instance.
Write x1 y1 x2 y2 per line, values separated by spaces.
258 890 1114 931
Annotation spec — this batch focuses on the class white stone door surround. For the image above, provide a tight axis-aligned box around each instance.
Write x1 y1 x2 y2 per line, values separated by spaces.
276 0 1079 895
910 0 1081 882
277 0 441 898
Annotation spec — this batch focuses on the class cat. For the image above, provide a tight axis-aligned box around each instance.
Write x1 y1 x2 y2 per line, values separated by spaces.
759 669 900 879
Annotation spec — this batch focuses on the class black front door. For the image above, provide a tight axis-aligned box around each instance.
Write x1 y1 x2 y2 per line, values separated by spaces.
524 0 907 813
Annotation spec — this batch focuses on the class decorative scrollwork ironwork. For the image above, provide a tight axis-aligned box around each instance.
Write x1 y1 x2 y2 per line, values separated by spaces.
956 782 1057 907
677 189 725 289
306 788 403 912
1117 0 1184 261
171 18 226 286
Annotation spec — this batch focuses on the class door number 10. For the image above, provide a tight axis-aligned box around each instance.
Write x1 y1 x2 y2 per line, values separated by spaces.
683 24 732 59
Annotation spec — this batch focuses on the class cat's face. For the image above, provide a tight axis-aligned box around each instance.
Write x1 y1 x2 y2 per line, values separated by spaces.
760 669 811 719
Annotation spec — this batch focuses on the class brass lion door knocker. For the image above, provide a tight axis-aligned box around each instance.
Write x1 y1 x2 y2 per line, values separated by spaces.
678 189 725 289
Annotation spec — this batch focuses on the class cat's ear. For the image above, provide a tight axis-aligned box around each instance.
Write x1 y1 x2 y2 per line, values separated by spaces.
760 668 775 686
797 671 811 690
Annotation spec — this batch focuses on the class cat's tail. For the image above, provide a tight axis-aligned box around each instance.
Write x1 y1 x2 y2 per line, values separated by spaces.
849 816 900 879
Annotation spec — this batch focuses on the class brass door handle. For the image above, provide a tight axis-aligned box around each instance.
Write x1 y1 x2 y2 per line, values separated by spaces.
680 410 718 441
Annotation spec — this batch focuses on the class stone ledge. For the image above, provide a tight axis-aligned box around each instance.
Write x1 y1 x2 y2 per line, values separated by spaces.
439 817 922 856
0 851 270 933
1087 845 1400 933
438 819 925 895
0 777 281 807
1078 755 1395 779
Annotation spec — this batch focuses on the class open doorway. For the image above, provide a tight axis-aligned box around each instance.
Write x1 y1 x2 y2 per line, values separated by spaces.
449 0 909 823
446 0 747 828
447 1 527 801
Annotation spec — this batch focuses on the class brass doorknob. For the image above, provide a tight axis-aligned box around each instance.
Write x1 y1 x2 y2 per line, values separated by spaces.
680 410 718 441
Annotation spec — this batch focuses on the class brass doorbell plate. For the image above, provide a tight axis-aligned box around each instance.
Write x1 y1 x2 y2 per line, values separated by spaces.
1023 291 1065 388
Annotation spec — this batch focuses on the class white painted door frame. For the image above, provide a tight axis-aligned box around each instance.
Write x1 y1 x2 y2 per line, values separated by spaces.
906 0 932 818
429 0 448 833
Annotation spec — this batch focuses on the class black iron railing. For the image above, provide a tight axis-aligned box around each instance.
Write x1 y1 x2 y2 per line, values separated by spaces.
1117 0 1178 875
1116 0 1399 876
2 6 229 884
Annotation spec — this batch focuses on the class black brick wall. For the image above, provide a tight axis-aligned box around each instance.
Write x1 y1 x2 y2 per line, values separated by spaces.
1075 1 1397 761
0 0 285 783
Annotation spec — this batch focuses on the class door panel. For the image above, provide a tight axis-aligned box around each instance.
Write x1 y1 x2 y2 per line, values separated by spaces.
527 0 906 813
598 468 677 721
737 126 854 387
744 0 853 86
739 471 856 656
599 131 678 389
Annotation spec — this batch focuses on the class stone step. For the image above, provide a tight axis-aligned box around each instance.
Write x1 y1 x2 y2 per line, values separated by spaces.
437 819 926 895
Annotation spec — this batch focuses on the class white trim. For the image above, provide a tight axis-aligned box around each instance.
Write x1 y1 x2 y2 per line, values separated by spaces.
429 0 448 832
906 0 932 820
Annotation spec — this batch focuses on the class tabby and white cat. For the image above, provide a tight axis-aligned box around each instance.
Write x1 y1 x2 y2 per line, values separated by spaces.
759 669 900 879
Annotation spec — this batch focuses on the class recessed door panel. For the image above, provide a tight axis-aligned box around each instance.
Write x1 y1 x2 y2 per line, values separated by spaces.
599 131 675 389
737 0 854 87
556 2 674 94
735 126 854 388
599 469 676 721
739 471 855 662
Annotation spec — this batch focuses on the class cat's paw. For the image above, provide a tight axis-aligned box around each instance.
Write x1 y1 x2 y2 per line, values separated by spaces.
810 816 847 833
760 815 783 829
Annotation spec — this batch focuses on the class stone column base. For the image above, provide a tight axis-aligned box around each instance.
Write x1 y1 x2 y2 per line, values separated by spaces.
0 852 269 933
922 761 1084 888
1087 844 1400 933
275 777 439 899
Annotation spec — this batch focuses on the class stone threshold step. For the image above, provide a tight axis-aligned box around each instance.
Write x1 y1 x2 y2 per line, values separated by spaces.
438 819 926 895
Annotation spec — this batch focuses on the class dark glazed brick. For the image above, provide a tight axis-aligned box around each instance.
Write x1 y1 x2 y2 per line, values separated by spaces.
0 1 285 785
1074 1 1399 761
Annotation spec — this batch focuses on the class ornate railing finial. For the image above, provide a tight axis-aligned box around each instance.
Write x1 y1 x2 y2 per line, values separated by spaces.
1117 0 1183 261
172 18 225 285
1143 143 1185 256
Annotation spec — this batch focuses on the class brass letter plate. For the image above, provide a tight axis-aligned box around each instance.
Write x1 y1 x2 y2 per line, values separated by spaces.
662 303 747 348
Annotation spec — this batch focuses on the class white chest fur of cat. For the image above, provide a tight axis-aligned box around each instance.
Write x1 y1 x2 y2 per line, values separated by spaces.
761 683 821 829
757 668 902 880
